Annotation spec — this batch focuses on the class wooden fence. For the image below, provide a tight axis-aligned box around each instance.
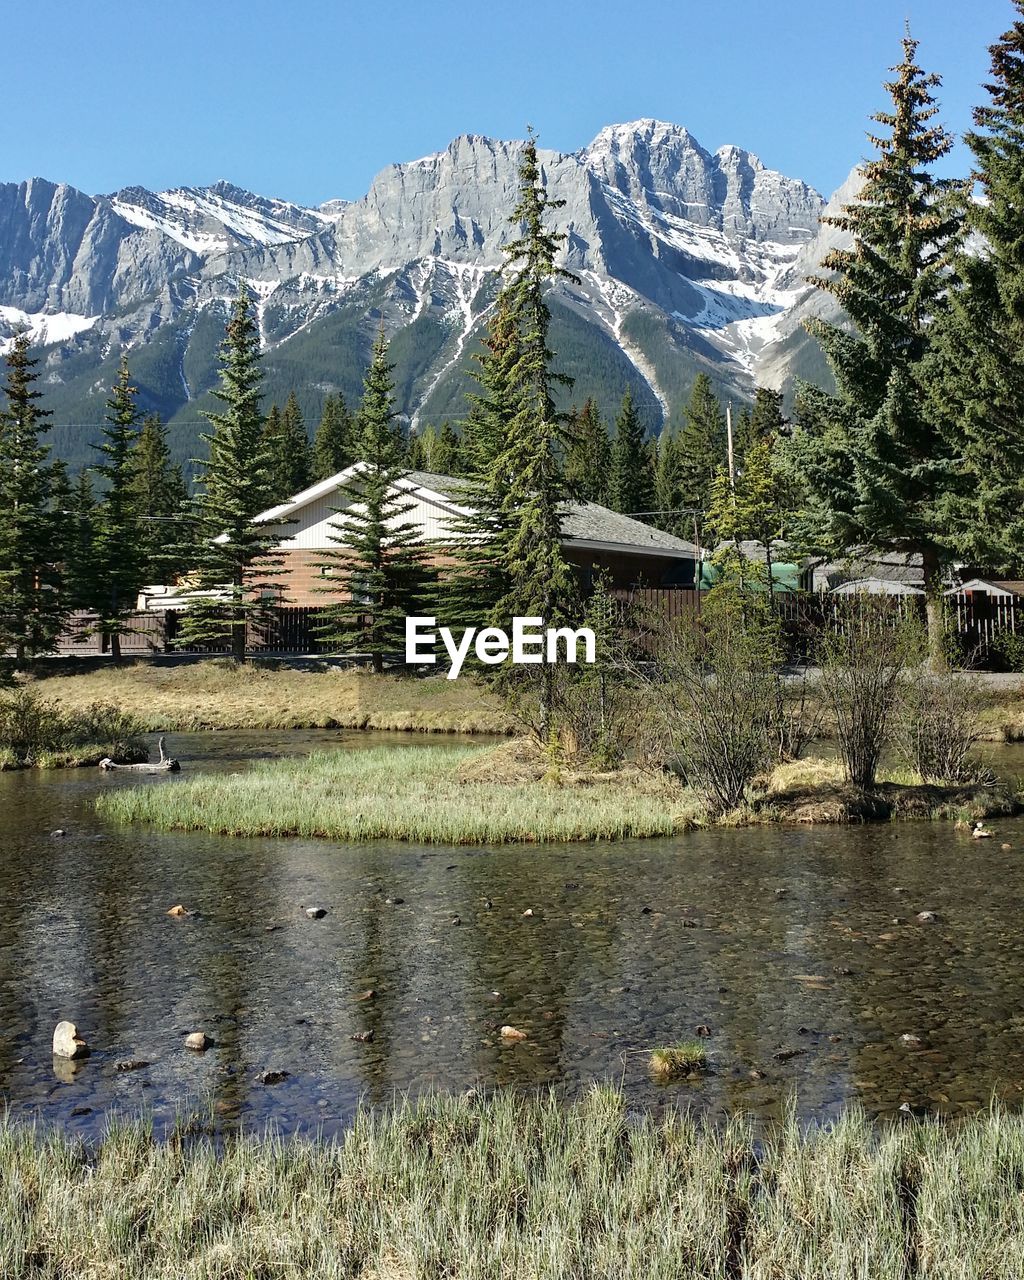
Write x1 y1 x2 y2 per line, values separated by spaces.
47 590 1024 667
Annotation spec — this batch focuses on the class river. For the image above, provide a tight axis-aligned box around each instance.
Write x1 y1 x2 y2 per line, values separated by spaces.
3 730 1024 1138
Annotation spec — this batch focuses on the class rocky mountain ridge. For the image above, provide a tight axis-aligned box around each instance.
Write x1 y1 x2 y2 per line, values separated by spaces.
0 120 850 468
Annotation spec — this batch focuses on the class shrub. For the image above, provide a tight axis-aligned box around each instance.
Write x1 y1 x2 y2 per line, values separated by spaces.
817 598 919 789
0 688 146 767
897 669 989 784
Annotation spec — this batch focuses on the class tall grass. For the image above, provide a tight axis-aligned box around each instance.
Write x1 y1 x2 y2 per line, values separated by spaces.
3 1091 1024 1277
0 687 146 769
96 744 699 844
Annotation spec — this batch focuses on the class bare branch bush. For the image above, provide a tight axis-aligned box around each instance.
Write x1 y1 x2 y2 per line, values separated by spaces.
637 582 784 815
896 669 989 784
817 597 920 789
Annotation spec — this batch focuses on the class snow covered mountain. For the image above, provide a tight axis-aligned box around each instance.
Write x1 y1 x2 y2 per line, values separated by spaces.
0 121 846 467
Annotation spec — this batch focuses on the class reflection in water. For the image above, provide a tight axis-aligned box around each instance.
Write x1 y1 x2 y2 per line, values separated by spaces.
1 728 1024 1138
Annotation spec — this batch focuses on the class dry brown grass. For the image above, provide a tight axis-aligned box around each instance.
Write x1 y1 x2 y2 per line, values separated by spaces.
27 661 514 735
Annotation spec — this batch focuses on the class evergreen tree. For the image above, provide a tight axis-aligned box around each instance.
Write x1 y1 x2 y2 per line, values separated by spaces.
430 421 461 475
91 355 145 660
737 387 786 462
128 413 192 584
0 334 67 663
178 287 283 662
790 33 965 664
607 387 655 514
263 391 312 501
66 469 99 611
653 423 692 539
677 374 727 511
490 134 578 625
406 427 430 471
565 396 611 503
705 437 795 600
312 393 355 480
442 292 521 631
927 4 1024 572
489 131 580 733
315 330 431 672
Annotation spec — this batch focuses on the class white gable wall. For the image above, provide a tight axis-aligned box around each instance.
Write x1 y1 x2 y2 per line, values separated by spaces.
265 484 463 550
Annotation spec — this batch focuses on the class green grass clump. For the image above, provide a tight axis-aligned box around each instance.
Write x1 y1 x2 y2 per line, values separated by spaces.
649 1041 709 1078
4 1092 1024 1277
96 744 698 844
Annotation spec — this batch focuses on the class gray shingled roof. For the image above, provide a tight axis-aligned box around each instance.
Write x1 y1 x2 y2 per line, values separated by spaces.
407 471 696 555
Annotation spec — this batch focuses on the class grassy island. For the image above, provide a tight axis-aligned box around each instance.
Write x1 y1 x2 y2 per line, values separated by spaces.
94 740 1015 844
3 1090 1024 1277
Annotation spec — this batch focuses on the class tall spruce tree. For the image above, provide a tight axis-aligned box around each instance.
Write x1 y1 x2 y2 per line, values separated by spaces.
489 130 580 734
927 3 1024 572
91 355 145 660
178 288 283 661
564 396 611 503
677 374 727 511
312 393 355 480
607 387 655 514
128 413 192 584
315 330 431 672
0 334 67 663
490 134 577 624
790 33 965 664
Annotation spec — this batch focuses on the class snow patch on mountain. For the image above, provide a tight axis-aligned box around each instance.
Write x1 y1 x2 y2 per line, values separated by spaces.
0 306 99 352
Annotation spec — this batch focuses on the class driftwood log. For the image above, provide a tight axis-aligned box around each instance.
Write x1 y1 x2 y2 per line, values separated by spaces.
99 736 181 773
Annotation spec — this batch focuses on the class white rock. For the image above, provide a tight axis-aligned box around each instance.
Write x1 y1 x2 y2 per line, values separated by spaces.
53 1020 89 1059
185 1031 210 1052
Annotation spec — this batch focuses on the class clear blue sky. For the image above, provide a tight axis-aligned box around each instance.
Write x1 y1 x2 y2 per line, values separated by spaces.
11 0 1008 204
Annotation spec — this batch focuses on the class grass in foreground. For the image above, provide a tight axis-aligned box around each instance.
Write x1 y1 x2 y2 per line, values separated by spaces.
96 743 698 844
30 660 514 734
3 1090 1024 1278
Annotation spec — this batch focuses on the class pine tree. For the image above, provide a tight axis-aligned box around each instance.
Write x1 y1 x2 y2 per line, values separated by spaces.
926 4 1024 572
315 330 431 672
312 393 355 480
442 292 521 632
128 414 192 584
65 469 99 611
406 427 430 471
705 437 795 599
565 397 611 503
791 33 966 664
607 387 655 514
90 355 145 660
430 421 461 475
0 334 67 663
489 130 580 733
737 387 786 462
263 391 312 501
653 423 692 539
178 288 283 661
677 374 727 511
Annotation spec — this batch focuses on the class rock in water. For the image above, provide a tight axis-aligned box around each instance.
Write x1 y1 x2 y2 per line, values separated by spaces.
305 906 327 919
53 1021 89 1059
500 1025 528 1041
166 904 190 917
184 1032 210 1052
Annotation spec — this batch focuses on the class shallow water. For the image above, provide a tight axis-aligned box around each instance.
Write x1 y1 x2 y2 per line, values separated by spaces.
3 729 1024 1139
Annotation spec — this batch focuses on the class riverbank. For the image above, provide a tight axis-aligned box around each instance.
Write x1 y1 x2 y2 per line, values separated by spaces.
0 690 148 770
26 661 1024 743
2 1089 1022 1277
95 740 1015 843
27 660 514 734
